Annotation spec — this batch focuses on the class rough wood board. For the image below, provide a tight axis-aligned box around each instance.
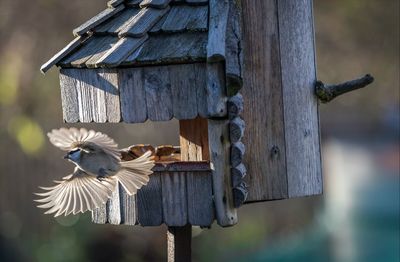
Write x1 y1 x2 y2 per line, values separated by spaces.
99 69 121 122
119 68 148 123
179 118 210 161
169 64 198 120
144 66 173 121
73 5 125 36
241 0 288 201
161 5 208 32
95 8 141 34
59 69 79 123
161 172 188 226
277 0 322 197
137 173 163 226
207 0 229 61
140 0 171 9
194 63 209 118
206 63 227 117
120 185 137 225
208 119 237 226
106 182 121 224
92 205 107 224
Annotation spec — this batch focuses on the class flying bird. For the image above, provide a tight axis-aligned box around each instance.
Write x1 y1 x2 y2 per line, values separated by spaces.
35 128 154 217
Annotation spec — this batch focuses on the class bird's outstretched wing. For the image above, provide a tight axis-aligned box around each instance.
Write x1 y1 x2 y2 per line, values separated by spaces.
47 128 121 160
35 168 116 217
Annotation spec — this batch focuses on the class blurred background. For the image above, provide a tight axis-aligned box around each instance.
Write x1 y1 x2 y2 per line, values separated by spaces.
0 0 398 261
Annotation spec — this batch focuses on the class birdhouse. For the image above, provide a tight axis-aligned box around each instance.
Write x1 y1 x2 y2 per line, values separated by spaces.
41 0 323 228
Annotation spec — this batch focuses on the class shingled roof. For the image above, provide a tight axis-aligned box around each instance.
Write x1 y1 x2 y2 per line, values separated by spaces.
41 0 214 73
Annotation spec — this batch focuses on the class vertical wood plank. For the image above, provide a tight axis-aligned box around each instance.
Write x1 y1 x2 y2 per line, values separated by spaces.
170 64 198 120
59 69 79 123
91 70 107 123
106 182 121 225
206 63 227 117
100 69 121 123
161 172 188 226
194 64 209 118
144 66 174 121
208 119 237 226
92 205 107 224
120 184 137 225
180 117 214 226
277 0 322 197
119 68 148 123
76 70 94 122
137 172 163 226
207 0 229 61
241 0 288 201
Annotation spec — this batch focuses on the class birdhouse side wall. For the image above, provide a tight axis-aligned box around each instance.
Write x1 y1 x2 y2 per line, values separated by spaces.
241 0 322 202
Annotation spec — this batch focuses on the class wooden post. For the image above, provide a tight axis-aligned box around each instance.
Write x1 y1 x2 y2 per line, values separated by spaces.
166 117 209 262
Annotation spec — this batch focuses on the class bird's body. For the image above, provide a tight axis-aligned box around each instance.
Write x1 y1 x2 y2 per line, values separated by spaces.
35 128 154 217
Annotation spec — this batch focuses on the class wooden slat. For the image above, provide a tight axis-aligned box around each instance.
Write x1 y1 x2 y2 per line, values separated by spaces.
92 205 107 224
41 36 83 73
140 0 171 9
194 63 209 118
161 5 208 32
119 68 148 123
76 70 93 122
207 0 229 61
137 173 163 226
225 0 243 96
186 171 213 226
241 0 288 201
95 36 148 67
73 5 125 36
107 0 124 8
59 69 79 123
169 64 198 120
206 63 227 117
277 0 322 197
119 7 169 38
208 119 237 226
99 69 121 122
120 186 137 225
106 183 122 224
161 172 188 226
179 118 209 162
125 0 142 6
95 8 141 34
124 32 207 65
153 161 211 172
90 71 107 123
144 66 173 121
83 37 118 68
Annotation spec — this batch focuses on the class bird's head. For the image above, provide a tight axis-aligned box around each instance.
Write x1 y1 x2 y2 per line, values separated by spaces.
64 148 82 163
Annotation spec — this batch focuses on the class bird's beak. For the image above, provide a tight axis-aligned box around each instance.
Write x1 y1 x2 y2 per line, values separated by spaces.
63 154 69 159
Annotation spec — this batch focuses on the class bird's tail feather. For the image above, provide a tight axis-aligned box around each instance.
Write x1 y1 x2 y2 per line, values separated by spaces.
116 151 155 195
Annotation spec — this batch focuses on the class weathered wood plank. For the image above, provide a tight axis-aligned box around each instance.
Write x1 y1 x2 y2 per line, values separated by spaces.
225 0 243 96
161 5 208 32
207 0 229 61
206 63 227 117
119 7 169 38
161 172 188 226
153 161 211 172
90 71 107 123
73 5 125 36
119 68 148 123
230 141 245 167
120 185 137 225
179 118 209 161
277 0 322 197
106 182 121 225
125 0 142 6
241 0 288 201
144 66 173 121
124 32 207 65
208 119 237 226
229 117 245 143
170 64 198 120
95 8 141 34
75 70 94 122
140 0 171 9
227 94 244 120
92 205 107 224
42 36 83 73
187 171 213 226
194 63 209 118
137 173 163 226
59 69 80 123
99 69 121 122
107 0 124 8
96 36 148 67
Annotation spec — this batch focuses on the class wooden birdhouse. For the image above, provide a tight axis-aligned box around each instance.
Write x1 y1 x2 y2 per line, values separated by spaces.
41 0 323 228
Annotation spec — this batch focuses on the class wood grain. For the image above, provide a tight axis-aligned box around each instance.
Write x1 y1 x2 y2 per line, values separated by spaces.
277 0 322 197
59 69 79 123
106 182 121 224
206 63 227 117
137 172 163 226
229 116 245 143
119 68 148 123
207 0 229 61
241 0 288 201
208 119 237 226
161 172 188 226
